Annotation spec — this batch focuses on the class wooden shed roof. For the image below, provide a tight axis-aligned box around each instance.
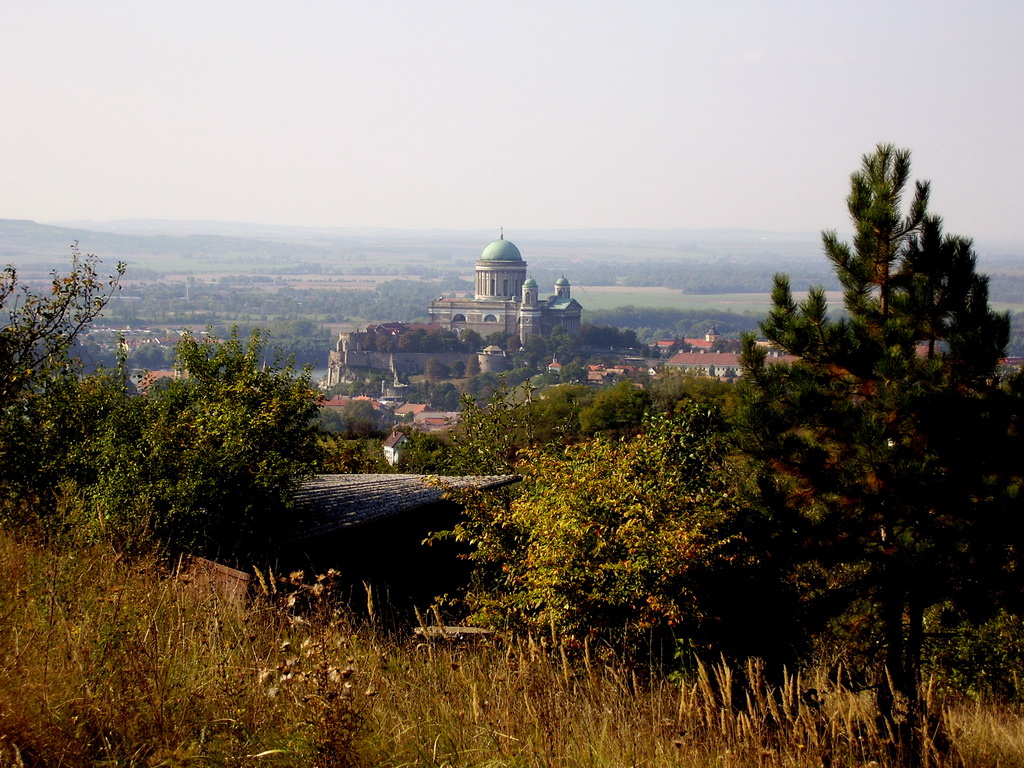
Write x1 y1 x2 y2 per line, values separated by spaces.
289 474 518 542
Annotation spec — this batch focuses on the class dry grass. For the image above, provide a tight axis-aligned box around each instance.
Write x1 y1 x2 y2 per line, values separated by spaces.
0 535 363 766
1 531 1022 767
357 641 1024 768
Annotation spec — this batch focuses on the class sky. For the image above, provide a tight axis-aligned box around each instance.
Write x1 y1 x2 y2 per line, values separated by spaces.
3 1 1023 241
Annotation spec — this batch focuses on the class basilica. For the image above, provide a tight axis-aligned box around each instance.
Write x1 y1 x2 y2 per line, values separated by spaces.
428 235 582 344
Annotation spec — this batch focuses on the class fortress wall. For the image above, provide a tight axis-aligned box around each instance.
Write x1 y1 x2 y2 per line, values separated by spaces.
342 351 475 377
342 351 394 370
389 352 474 375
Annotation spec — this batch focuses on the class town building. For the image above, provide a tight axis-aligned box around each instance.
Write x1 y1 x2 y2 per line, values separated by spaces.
428 235 583 345
382 431 408 466
663 345 797 381
663 351 745 380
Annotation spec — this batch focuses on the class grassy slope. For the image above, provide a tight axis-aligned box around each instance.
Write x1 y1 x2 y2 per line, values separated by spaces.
2 530 1022 767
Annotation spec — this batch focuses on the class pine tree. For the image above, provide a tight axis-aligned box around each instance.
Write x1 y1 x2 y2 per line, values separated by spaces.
739 145 1023 725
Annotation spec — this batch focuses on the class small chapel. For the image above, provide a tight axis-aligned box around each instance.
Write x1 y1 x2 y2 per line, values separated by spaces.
427 235 582 344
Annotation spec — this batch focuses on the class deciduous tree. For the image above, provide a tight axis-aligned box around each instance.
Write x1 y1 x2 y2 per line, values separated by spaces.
1 247 123 525
424 356 450 383
12 328 324 557
0 244 122 405
135 330 323 556
578 379 651 435
448 405 739 654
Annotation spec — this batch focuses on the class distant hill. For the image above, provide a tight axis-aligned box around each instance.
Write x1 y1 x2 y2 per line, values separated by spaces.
0 219 336 266
0 219 402 281
6 218 829 269
4 219 1020 289
53 219 820 243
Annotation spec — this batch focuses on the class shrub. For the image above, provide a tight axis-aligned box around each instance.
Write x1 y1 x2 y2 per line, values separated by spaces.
447 405 740 655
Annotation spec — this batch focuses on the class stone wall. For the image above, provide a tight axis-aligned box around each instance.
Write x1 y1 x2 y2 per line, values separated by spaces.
326 350 477 386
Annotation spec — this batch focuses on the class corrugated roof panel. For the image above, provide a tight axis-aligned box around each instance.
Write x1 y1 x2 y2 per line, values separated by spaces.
288 474 518 541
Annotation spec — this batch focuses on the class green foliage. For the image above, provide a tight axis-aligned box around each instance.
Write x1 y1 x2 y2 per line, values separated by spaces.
579 322 641 350
319 435 392 473
320 399 385 437
519 333 552 368
427 380 462 411
424 356 450 382
2 317 323 558
922 608 1024 702
444 382 535 475
460 370 502 403
0 369 146 538
648 370 737 416
395 431 449 474
1 248 125 529
124 330 323 556
528 383 593 443
448 406 739 653
558 360 585 383
578 379 651 435
738 144 1023 708
1 244 123 405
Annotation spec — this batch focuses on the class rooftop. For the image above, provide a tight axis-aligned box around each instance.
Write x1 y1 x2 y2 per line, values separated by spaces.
289 473 518 541
479 237 523 262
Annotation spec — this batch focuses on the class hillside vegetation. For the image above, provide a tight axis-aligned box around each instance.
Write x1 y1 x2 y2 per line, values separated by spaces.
3 145 1024 766
3 532 1024 767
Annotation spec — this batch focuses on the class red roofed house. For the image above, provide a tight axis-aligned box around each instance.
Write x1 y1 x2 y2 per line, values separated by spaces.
665 348 797 380
664 352 743 380
395 403 429 420
134 370 181 394
413 411 460 432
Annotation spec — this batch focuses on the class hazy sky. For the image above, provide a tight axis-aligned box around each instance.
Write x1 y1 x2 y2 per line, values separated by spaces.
3 1 1023 240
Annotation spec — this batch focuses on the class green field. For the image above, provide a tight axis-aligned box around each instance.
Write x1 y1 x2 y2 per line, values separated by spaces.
576 286 1024 316
575 286 841 315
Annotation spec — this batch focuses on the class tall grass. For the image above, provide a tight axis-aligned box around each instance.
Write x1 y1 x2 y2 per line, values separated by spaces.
2 530 1022 767
0 534 359 766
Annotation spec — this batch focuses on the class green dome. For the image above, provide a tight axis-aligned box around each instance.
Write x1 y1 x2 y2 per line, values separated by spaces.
480 238 523 262
523 276 538 288
555 275 570 286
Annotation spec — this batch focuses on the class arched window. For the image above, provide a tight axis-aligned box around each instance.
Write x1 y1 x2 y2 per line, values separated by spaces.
483 314 498 322
452 314 466 322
